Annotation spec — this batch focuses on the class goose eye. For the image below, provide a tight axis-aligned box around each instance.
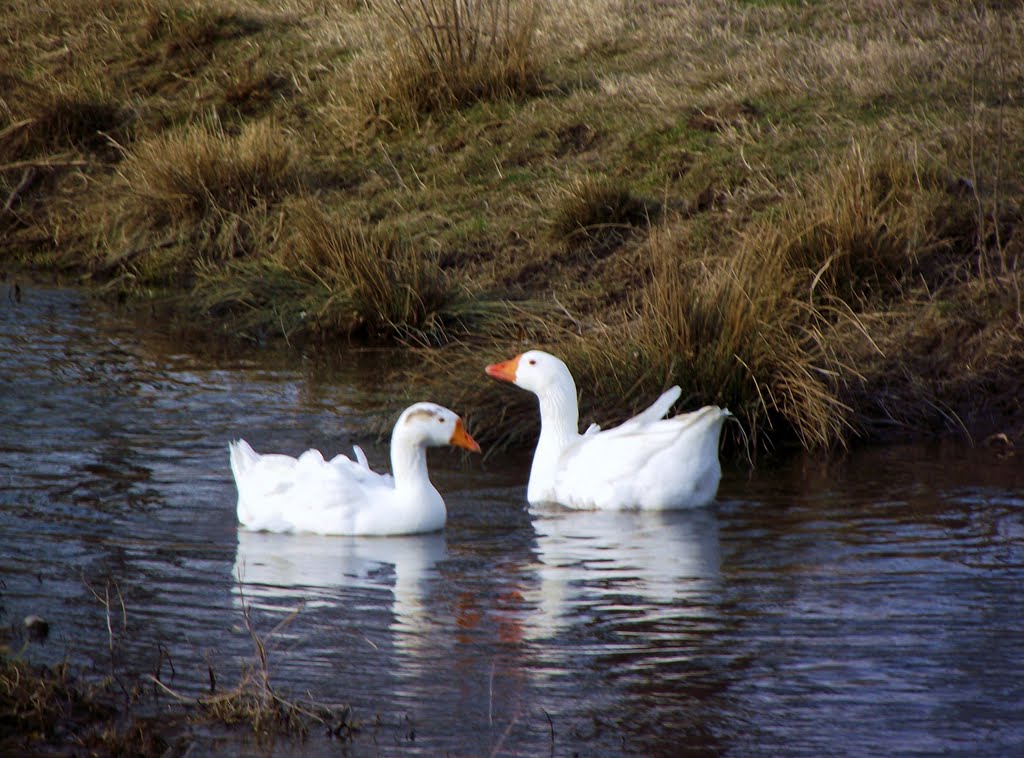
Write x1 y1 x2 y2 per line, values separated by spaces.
438 417 444 423
528 359 537 365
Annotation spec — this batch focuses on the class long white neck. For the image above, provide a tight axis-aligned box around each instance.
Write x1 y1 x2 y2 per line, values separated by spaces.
352 426 444 535
389 430 432 493
528 374 580 502
536 377 580 449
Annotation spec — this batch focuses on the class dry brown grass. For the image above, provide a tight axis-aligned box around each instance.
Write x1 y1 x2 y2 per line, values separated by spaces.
139 2 267 52
95 119 301 285
3 0 1022 451
119 119 300 224
359 0 543 124
0 656 173 755
634 220 855 450
189 196 539 345
549 175 657 255
0 93 127 162
607 136 1019 449
766 143 975 306
284 199 461 342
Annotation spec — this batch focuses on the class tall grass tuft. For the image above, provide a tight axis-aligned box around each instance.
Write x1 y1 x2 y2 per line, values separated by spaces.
191 198 535 345
766 142 974 307
614 141 981 449
120 119 300 225
369 0 543 122
634 224 854 450
288 200 458 342
105 119 300 287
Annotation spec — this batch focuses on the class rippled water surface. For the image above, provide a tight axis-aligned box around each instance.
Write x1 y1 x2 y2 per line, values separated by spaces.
2 286 1023 756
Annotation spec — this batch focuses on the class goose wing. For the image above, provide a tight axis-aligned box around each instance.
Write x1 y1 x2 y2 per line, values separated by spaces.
330 445 394 488
230 441 392 533
553 405 727 508
557 421 689 485
591 386 681 439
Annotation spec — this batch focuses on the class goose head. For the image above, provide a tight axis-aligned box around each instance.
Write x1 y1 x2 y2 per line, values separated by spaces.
394 402 481 453
485 350 574 396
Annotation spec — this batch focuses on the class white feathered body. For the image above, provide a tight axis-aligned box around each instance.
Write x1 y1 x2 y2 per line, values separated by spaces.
529 396 729 510
229 442 446 536
486 351 730 511
229 440 444 536
228 402 478 537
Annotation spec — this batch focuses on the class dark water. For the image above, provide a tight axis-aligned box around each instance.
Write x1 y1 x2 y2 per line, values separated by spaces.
2 286 1023 756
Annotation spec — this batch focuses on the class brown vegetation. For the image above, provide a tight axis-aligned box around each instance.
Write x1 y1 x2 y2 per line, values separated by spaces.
0 582 354 754
0 654 182 755
149 592 357 742
367 0 544 124
2 0 1022 451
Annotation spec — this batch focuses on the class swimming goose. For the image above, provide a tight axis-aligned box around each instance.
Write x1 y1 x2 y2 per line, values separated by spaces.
229 403 480 536
485 350 728 510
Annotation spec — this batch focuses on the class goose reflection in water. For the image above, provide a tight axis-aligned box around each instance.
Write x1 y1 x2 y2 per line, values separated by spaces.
522 506 723 647
231 528 447 658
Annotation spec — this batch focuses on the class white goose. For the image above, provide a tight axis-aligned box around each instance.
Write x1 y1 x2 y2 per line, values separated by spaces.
485 350 729 510
228 403 480 536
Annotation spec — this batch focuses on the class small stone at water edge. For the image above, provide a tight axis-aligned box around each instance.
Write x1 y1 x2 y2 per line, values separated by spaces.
23 615 49 642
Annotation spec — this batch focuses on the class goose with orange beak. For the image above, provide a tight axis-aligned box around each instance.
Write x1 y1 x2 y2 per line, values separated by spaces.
486 350 729 510
230 403 480 535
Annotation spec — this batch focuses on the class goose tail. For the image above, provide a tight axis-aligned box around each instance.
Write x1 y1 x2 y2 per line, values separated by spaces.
228 439 259 483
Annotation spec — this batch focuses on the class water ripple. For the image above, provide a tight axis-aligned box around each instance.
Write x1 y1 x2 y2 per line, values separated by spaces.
1 287 1022 755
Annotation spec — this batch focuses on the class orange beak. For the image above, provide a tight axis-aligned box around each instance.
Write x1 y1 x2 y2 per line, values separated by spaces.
449 418 482 453
485 355 520 384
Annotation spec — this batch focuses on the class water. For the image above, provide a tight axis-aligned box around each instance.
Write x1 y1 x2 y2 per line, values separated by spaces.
2 285 1022 756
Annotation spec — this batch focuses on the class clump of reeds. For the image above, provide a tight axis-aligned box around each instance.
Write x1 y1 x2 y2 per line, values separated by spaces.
366 0 543 123
632 223 853 449
290 199 549 344
766 142 974 307
190 197 535 345
106 119 300 283
615 140 983 449
120 119 299 225
288 199 455 341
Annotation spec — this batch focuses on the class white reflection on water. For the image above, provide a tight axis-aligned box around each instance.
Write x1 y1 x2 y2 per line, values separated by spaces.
523 506 722 646
232 529 446 650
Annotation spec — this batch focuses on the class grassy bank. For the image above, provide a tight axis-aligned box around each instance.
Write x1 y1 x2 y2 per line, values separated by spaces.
2 0 1022 451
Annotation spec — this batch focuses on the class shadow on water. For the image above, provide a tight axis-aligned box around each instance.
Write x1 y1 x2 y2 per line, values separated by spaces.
2 285 1023 755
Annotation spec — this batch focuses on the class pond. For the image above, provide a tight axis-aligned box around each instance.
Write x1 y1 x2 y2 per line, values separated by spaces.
1 285 1022 756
